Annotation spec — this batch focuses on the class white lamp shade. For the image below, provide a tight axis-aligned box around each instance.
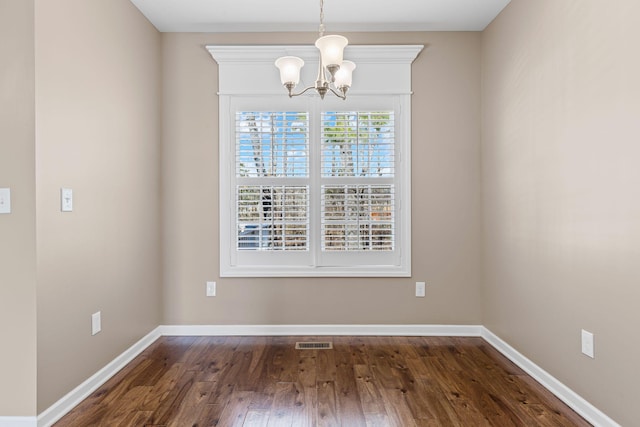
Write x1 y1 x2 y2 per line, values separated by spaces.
275 56 304 85
315 35 348 67
334 60 356 88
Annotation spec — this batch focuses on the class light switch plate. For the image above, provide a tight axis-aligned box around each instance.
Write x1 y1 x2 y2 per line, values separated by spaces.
92 311 102 336
581 329 594 358
0 188 10 214
416 281 426 297
206 281 216 297
61 188 73 212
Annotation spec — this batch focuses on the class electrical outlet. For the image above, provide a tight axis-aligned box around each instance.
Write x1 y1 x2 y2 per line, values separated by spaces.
92 311 102 336
581 329 594 358
206 281 216 297
415 281 426 297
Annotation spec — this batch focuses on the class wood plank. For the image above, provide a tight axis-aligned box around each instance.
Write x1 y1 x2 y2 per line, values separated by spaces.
198 403 226 427
353 364 385 415
244 408 270 427
164 382 213 427
292 383 317 427
315 345 337 382
378 386 418 427
316 380 339 427
97 386 153 427
363 412 392 427
421 355 489 425
215 390 254 427
334 342 366 427
118 410 154 427
266 382 296 427
145 368 198 425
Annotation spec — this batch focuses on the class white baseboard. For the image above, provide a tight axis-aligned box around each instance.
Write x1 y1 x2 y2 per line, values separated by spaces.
0 417 37 427
36 327 162 427
481 327 620 427
158 324 483 337
32 324 617 427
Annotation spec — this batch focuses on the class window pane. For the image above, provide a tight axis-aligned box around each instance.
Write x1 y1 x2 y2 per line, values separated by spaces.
236 111 309 177
237 185 308 251
321 111 394 177
321 185 394 251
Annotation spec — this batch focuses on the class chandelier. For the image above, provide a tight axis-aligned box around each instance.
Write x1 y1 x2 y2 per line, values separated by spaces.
275 0 355 100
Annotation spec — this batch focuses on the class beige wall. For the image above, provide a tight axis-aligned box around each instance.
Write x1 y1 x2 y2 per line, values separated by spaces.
161 32 482 325
12 1 635 421
35 0 163 411
481 0 640 425
0 0 38 417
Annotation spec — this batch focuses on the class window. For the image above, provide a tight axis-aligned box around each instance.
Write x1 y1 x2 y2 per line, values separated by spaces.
208 44 422 276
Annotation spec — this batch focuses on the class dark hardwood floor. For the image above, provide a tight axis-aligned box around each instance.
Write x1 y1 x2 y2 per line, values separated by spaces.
54 336 591 426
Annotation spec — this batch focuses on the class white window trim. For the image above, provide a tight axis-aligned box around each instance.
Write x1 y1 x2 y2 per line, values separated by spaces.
208 45 423 277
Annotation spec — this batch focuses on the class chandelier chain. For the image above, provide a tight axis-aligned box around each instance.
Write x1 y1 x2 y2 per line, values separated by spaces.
319 0 325 37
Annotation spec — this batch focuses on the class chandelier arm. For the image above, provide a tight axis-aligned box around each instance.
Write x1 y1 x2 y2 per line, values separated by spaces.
327 87 347 100
284 84 347 100
287 85 318 98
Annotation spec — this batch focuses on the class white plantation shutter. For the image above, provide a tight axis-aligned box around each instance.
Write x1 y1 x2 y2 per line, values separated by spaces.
234 111 310 255
236 185 308 251
320 111 395 178
236 111 309 178
317 109 401 268
321 185 394 251
320 111 396 253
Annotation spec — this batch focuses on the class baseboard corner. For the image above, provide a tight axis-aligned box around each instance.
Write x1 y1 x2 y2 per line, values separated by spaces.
480 327 620 427
36 327 161 427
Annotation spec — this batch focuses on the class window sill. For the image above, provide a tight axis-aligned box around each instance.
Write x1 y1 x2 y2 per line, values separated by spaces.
220 264 411 278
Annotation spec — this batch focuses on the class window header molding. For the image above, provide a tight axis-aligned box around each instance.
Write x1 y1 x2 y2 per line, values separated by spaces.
206 45 424 96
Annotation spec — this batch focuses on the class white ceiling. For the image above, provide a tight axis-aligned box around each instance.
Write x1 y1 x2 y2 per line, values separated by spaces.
129 0 511 33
